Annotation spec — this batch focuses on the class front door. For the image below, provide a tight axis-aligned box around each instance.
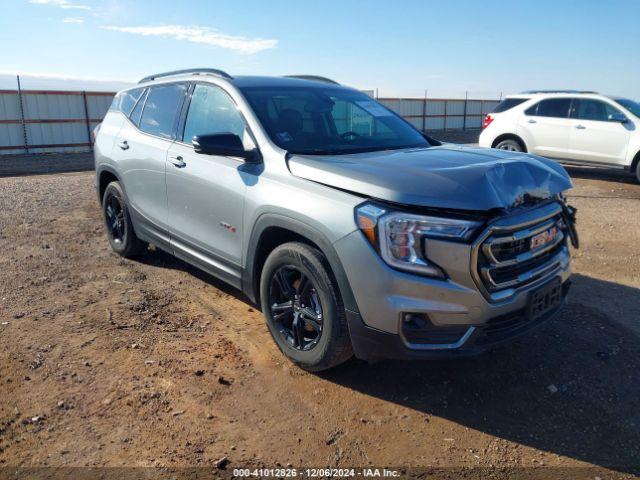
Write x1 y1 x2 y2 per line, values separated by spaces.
166 83 258 288
567 98 631 165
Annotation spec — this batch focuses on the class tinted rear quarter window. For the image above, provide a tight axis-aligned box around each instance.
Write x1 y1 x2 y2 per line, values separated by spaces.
129 89 148 126
493 98 529 113
139 84 188 138
111 88 144 115
525 98 571 118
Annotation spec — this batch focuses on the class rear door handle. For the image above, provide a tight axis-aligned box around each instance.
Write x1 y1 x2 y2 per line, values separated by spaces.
527 119 537 124
168 155 186 168
118 140 129 150
575 124 586 130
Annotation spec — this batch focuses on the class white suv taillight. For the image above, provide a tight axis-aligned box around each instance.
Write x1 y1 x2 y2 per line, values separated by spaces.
482 114 493 129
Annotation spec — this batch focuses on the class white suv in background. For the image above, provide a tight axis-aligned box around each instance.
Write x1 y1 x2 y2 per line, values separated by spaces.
479 91 640 182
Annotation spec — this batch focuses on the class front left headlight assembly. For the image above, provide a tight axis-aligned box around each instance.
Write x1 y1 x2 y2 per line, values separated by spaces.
356 202 481 278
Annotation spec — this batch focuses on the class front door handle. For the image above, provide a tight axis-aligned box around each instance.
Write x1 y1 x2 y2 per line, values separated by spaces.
168 155 186 168
575 125 586 130
118 140 129 150
527 119 537 124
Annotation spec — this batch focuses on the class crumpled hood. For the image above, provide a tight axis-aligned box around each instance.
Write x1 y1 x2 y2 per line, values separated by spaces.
288 145 572 211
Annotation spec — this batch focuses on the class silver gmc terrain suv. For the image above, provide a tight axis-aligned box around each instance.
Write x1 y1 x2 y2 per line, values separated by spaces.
94 68 578 371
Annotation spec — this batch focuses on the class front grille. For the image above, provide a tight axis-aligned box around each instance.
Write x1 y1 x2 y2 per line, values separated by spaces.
475 203 568 297
475 308 529 345
475 280 570 346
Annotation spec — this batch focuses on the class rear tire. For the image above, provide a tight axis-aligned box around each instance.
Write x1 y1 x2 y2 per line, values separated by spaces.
102 181 147 258
635 161 640 184
260 242 353 372
495 139 523 152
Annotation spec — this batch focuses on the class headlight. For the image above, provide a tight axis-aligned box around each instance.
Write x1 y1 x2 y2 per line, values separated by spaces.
356 203 481 278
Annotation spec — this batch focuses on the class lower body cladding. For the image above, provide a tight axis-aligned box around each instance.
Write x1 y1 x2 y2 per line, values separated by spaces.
334 219 571 361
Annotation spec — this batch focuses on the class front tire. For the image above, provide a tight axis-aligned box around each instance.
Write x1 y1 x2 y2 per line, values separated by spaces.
260 242 353 371
495 139 523 152
635 161 640 184
102 181 147 258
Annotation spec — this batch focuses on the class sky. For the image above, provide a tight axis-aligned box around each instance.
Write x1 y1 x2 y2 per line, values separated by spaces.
1 0 639 99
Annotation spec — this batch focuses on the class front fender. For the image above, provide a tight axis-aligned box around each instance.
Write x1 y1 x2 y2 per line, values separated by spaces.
242 213 359 314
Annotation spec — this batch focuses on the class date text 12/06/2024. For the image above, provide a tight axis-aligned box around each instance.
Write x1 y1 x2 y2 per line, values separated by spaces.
232 468 402 477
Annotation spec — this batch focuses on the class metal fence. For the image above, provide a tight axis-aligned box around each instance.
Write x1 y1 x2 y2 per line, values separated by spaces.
0 88 113 155
377 97 500 131
0 88 500 155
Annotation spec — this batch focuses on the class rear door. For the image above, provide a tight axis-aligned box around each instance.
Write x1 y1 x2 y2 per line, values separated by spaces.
517 98 572 159
115 83 188 248
165 82 257 288
567 98 631 165
95 89 145 165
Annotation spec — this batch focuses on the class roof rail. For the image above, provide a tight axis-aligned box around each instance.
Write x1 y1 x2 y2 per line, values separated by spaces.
138 68 233 84
521 90 598 94
284 75 340 85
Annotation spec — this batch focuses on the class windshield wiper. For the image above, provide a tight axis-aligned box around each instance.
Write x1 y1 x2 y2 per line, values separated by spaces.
291 143 430 156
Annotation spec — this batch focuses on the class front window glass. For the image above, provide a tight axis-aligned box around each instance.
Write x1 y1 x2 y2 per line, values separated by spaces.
571 99 620 121
182 84 247 143
239 86 429 155
139 83 188 139
614 98 640 118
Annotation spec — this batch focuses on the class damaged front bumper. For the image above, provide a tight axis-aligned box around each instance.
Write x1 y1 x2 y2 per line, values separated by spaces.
334 200 576 362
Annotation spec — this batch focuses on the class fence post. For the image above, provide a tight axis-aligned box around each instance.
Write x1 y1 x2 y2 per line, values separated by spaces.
443 99 448 131
81 91 93 152
462 91 468 131
16 75 29 154
422 90 427 132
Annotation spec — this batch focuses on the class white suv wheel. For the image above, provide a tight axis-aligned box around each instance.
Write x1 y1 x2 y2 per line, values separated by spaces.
495 139 523 152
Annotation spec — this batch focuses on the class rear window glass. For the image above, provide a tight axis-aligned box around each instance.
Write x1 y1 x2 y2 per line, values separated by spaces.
139 84 187 139
525 98 571 118
493 98 529 113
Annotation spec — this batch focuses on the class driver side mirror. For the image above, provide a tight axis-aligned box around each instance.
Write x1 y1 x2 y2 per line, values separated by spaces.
192 133 260 162
608 113 628 123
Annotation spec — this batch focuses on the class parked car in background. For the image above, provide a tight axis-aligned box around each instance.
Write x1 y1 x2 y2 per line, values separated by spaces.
95 69 578 371
479 91 640 182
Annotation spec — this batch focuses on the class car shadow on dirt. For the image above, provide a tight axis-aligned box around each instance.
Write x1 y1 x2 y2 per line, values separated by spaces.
135 246 256 305
564 165 638 185
133 247 639 474
320 274 640 475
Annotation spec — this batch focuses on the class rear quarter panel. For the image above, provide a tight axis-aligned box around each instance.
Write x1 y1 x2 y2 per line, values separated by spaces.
479 109 524 149
94 111 125 171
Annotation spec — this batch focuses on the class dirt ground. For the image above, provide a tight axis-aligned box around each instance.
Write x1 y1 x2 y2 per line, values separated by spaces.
0 164 639 479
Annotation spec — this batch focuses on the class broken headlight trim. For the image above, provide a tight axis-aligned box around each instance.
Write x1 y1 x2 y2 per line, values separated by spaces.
356 203 482 278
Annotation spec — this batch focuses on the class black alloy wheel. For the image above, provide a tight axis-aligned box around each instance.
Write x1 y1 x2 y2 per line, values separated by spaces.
259 242 353 371
105 193 126 246
268 266 323 351
102 181 147 258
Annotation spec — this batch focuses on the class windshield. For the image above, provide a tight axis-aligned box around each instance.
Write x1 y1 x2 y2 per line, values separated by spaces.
239 86 430 155
613 98 640 118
